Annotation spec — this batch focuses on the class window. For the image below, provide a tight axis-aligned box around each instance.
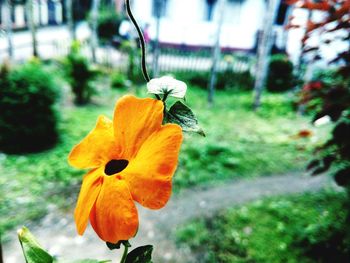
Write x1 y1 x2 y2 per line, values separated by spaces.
276 2 289 25
206 0 217 21
152 0 168 18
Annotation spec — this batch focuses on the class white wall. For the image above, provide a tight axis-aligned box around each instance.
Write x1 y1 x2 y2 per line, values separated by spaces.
285 7 349 66
130 0 266 49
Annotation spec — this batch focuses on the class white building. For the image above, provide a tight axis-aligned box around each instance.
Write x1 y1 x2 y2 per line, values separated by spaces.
122 0 344 65
0 0 64 29
129 0 286 51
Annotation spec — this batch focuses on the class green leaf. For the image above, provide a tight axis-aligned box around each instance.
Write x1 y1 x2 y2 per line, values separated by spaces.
18 227 54 263
59 260 111 263
165 101 205 136
125 245 153 263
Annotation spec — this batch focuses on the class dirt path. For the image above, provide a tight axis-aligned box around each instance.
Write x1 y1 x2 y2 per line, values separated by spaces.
3 173 331 263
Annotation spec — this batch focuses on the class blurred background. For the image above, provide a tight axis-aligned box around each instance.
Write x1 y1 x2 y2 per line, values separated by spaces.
0 0 349 262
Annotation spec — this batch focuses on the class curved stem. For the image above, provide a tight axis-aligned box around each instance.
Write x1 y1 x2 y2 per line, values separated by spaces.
120 243 129 263
125 0 150 82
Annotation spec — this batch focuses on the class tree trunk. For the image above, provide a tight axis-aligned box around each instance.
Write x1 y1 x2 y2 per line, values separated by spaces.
252 0 280 110
296 10 312 115
65 0 76 41
152 0 165 78
296 10 312 73
208 0 226 105
90 0 101 63
3 0 14 60
26 0 39 57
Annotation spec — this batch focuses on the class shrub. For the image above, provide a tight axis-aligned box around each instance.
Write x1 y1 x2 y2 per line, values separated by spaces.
0 61 59 153
217 70 254 90
96 8 122 43
266 54 295 92
119 40 145 84
174 71 209 89
174 70 254 90
111 72 129 89
64 42 98 105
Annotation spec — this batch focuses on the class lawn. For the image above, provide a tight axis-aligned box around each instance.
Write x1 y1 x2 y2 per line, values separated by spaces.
0 80 325 240
175 190 348 263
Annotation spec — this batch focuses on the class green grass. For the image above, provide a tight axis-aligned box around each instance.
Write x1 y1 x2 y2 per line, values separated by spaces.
176 190 349 263
176 87 324 190
0 81 325 239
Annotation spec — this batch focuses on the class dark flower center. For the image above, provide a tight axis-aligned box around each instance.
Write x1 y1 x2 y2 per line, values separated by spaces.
105 159 129 175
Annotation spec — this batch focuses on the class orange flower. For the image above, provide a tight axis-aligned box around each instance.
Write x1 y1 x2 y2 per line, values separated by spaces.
68 95 183 243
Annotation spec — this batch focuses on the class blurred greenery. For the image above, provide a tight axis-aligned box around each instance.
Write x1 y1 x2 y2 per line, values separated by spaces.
176 190 348 263
111 71 129 89
0 78 325 240
0 60 60 154
174 70 254 91
63 42 99 105
96 7 122 44
266 54 296 93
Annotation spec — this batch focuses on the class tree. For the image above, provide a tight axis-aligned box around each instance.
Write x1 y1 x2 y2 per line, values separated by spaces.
26 0 39 57
252 0 280 110
287 0 350 249
208 0 226 105
152 0 166 78
90 0 101 63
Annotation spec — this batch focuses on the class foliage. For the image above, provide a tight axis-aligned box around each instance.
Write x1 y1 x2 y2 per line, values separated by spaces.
120 40 143 83
266 54 295 92
111 71 128 89
96 7 122 43
176 191 348 263
0 85 319 239
174 88 320 190
18 227 53 263
0 61 59 153
18 227 111 262
165 101 205 136
217 70 254 90
288 1 350 188
64 42 98 105
174 71 208 89
174 70 254 90
125 245 153 263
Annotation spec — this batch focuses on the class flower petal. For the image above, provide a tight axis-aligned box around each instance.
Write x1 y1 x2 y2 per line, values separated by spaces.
123 124 183 209
113 95 164 159
68 115 120 169
74 168 103 235
89 177 139 243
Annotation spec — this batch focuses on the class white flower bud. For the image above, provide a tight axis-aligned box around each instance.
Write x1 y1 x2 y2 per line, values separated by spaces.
147 76 187 99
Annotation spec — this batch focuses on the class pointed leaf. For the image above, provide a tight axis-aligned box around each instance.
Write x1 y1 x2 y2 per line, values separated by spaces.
60 260 111 263
125 245 153 263
165 101 205 136
18 227 53 263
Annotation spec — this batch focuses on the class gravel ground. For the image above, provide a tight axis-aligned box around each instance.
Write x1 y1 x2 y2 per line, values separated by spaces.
3 173 332 263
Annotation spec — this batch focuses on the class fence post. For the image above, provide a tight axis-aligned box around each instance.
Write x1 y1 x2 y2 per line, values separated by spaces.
208 0 226 105
252 0 279 110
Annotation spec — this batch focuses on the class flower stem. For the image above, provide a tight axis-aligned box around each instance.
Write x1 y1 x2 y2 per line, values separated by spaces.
120 242 129 263
124 0 150 82
124 0 161 100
